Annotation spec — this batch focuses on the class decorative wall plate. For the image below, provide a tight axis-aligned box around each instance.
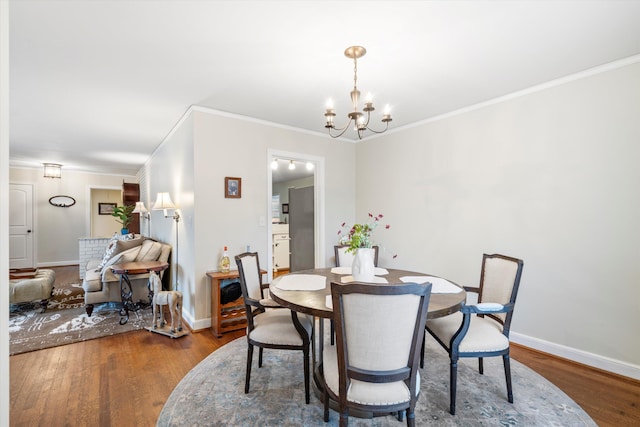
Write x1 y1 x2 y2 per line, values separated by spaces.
49 195 76 208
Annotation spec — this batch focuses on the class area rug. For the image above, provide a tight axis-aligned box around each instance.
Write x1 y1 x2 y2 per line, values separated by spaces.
9 280 154 355
158 336 596 426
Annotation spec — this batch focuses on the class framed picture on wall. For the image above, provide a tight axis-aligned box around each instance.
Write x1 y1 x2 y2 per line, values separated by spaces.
98 202 117 215
225 177 242 198
282 203 289 214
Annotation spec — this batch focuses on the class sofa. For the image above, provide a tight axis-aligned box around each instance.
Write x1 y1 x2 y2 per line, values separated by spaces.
82 234 171 316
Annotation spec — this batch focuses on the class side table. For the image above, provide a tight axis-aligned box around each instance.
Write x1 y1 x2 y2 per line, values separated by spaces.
206 269 266 337
111 261 169 325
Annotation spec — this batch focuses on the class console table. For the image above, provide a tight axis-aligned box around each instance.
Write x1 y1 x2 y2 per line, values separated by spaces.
206 269 266 337
111 261 169 325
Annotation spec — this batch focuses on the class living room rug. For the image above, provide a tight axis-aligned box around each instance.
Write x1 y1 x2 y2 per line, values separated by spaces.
158 336 597 426
9 279 154 355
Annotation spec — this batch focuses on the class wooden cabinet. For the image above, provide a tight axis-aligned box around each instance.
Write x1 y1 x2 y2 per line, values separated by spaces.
122 182 140 234
272 224 290 271
206 271 247 337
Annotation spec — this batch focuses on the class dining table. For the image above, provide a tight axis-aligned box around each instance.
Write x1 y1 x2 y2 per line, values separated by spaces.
269 266 467 415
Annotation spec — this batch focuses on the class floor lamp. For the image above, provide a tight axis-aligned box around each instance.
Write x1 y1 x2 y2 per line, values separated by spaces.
152 192 181 291
148 192 187 338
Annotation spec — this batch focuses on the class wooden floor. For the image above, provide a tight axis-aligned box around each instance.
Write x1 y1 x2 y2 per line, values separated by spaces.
9 266 640 426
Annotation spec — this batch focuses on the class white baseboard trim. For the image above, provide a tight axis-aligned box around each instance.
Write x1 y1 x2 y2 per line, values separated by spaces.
182 311 211 332
511 332 640 381
37 260 79 268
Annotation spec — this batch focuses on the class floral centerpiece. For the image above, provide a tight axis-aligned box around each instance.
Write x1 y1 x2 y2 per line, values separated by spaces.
338 213 396 258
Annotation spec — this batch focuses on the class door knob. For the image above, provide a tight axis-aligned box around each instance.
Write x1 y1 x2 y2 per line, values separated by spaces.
27 229 32 233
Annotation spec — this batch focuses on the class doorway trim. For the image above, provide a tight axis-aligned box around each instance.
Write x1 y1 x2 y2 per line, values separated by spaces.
267 149 325 281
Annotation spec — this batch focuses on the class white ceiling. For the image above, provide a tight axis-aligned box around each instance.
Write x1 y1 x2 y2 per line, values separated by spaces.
9 1 640 176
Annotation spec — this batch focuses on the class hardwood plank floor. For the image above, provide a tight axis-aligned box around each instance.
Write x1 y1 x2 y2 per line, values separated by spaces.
9 266 640 426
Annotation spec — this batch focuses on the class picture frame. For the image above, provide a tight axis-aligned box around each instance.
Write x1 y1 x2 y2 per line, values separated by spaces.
225 177 242 198
98 202 117 215
282 203 289 214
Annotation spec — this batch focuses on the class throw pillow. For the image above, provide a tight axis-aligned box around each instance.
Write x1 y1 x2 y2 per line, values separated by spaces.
135 240 162 262
95 233 142 272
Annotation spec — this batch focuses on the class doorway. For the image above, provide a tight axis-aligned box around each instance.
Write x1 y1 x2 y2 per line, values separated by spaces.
267 150 325 279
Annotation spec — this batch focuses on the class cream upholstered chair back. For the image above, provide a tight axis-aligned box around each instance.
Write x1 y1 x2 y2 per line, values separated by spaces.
477 254 522 324
324 281 432 426
341 292 420 371
334 245 379 267
236 252 263 302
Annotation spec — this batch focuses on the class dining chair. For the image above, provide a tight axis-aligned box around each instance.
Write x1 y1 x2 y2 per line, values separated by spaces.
331 244 380 345
334 244 379 268
235 252 313 403
425 253 524 415
322 280 432 426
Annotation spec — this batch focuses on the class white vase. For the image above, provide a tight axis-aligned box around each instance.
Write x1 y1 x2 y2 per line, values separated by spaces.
352 248 375 282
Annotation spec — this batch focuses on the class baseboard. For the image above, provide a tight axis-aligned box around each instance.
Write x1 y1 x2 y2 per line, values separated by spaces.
37 261 79 268
511 332 640 381
181 311 211 332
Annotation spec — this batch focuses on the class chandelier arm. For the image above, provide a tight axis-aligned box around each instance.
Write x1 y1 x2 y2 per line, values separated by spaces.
328 119 355 139
364 122 390 135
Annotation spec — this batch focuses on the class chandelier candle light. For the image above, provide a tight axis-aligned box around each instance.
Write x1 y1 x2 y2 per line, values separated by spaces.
324 46 392 139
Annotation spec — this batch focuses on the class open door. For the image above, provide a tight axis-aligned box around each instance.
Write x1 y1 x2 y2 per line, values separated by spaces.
288 186 314 271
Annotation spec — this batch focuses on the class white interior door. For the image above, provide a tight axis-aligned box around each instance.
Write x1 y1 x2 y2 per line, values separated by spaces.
10 183 35 269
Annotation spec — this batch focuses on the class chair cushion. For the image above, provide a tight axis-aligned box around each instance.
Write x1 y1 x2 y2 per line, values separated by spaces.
323 345 419 406
249 309 312 346
427 311 509 353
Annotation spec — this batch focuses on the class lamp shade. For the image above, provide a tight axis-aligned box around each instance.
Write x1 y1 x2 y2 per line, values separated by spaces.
132 201 148 214
152 192 177 210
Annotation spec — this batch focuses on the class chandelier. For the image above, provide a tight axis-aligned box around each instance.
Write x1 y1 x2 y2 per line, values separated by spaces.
324 46 392 139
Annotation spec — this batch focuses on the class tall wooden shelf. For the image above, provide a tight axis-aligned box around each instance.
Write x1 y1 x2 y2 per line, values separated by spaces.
123 182 140 234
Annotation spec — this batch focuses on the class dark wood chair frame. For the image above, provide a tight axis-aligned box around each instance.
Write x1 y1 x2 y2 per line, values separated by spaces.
323 281 432 427
333 244 379 268
235 252 312 403
424 253 524 415
331 245 380 345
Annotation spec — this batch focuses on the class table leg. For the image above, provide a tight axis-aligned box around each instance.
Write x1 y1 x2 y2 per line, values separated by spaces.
119 274 133 325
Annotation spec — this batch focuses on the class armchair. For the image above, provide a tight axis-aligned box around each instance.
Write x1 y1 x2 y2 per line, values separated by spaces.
425 253 524 415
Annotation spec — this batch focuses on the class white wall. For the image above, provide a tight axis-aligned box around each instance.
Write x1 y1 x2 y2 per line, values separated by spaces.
9 168 137 266
145 109 356 329
143 113 195 324
356 61 640 376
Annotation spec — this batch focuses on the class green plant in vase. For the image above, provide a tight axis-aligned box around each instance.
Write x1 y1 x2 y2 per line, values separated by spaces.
111 205 135 234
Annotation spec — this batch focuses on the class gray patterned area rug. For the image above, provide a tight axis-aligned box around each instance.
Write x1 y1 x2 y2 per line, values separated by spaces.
158 336 596 426
10 286 154 356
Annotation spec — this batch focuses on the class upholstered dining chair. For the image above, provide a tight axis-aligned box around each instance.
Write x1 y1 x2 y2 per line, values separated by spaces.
235 252 313 403
334 244 379 268
331 244 380 345
425 253 524 415
322 281 432 427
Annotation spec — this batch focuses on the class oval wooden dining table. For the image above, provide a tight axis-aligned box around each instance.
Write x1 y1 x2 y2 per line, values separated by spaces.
269 267 466 320
269 267 467 417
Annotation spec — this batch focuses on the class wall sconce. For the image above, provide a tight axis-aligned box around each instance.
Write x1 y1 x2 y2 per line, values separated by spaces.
43 163 62 178
132 201 150 236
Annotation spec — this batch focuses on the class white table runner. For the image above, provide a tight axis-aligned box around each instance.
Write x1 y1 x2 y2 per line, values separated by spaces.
399 276 463 293
275 274 326 291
